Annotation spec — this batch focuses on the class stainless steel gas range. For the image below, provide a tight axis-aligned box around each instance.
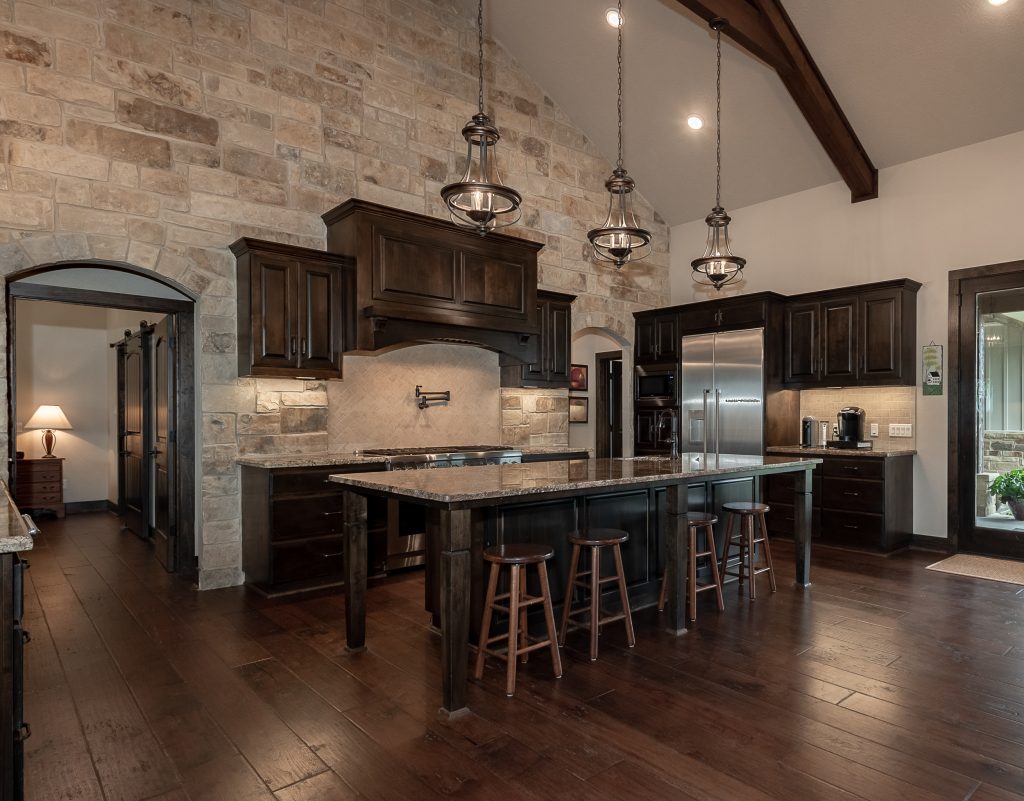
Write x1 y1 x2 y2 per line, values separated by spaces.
360 446 522 569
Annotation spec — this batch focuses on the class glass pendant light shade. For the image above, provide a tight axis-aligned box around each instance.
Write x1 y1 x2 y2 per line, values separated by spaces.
440 0 521 236
588 0 651 269
691 205 745 288
588 167 651 268
441 112 522 235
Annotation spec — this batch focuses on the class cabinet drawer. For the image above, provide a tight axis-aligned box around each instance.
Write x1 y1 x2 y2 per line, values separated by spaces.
822 477 884 513
17 466 61 482
822 457 884 480
17 481 61 495
16 492 61 505
271 536 344 584
272 470 337 495
272 495 346 541
764 503 821 539
821 510 883 548
765 473 821 504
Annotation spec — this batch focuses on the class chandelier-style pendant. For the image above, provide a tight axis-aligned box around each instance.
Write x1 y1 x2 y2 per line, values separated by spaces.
588 0 651 268
692 19 745 290
441 0 521 235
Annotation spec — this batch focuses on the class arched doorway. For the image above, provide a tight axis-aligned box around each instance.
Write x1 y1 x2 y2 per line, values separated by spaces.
6 260 198 576
570 326 633 458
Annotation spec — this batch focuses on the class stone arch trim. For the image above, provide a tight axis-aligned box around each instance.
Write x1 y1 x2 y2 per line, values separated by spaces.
572 309 633 346
8 258 198 301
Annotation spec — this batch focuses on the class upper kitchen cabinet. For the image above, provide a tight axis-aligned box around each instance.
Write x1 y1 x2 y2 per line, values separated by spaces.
232 238 352 379
678 293 785 335
322 199 542 359
784 279 921 388
634 311 678 364
503 290 575 388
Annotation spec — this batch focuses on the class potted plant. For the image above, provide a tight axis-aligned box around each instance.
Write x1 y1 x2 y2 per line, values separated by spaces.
989 468 1024 520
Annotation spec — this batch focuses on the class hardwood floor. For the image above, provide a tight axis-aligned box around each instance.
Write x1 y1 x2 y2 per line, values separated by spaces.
20 511 1024 801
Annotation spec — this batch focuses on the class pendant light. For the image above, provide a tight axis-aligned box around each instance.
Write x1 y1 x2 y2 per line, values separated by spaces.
440 0 521 235
587 0 651 269
691 19 746 290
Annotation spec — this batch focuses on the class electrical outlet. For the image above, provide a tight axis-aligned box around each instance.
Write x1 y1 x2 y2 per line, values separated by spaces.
888 423 913 438
870 423 879 437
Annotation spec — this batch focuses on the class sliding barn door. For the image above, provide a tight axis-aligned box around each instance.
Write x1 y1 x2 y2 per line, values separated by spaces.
118 325 151 539
151 317 177 571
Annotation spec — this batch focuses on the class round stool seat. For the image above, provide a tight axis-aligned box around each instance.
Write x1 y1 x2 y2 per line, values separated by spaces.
568 528 629 546
686 512 718 526
722 501 770 515
483 543 554 565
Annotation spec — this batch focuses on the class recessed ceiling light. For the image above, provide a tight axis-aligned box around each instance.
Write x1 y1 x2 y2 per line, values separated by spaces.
989 0 1009 5
605 7 623 27
686 114 705 130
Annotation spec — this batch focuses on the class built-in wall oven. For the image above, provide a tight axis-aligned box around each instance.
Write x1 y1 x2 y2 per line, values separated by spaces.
635 363 678 406
361 447 523 570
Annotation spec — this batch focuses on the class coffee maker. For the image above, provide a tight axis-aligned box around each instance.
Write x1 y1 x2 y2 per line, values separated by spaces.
828 406 871 449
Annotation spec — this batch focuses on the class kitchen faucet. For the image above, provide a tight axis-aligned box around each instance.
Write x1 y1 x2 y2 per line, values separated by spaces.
656 409 679 459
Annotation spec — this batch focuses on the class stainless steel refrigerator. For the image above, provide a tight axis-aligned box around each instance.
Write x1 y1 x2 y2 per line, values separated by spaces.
680 328 764 457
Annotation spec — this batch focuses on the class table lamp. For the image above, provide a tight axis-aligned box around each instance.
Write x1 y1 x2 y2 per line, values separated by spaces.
24 405 72 458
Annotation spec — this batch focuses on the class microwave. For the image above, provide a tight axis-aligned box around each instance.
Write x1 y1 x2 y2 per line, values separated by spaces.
635 363 677 406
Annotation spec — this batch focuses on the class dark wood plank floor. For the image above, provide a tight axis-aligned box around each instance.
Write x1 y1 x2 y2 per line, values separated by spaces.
21 511 1024 801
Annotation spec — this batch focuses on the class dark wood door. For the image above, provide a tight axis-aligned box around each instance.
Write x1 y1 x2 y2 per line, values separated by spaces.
635 410 658 452
151 317 176 571
821 297 858 381
859 289 901 381
547 300 571 383
251 254 298 371
119 326 150 539
654 314 678 362
298 259 342 374
785 302 819 383
522 299 548 383
635 317 658 363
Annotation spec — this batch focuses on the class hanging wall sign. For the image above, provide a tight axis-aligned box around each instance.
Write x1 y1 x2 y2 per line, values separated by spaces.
922 344 943 396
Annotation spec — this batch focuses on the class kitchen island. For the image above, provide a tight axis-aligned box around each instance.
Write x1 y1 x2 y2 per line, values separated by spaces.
331 454 820 715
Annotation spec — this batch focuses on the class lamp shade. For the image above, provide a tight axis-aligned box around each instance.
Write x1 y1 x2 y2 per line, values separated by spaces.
25 405 72 430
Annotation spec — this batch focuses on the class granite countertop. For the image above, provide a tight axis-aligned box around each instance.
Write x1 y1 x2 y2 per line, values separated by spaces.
767 446 917 458
0 481 35 554
236 445 591 469
329 454 821 505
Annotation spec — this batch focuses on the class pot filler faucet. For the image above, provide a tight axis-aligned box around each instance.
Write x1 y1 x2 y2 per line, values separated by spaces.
656 409 679 459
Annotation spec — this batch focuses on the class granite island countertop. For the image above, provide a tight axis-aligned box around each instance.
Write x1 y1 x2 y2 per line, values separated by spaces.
767 446 917 458
329 454 821 505
236 445 590 469
0 481 35 554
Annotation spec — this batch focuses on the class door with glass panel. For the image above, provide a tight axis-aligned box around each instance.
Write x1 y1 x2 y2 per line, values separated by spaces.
956 269 1024 558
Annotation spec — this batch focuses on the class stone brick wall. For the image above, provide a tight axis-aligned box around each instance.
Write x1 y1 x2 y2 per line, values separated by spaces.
981 431 1024 474
500 388 569 449
0 0 670 588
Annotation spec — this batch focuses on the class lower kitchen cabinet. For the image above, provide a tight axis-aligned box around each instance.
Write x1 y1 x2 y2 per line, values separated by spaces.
764 453 912 551
241 464 388 596
2 552 30 801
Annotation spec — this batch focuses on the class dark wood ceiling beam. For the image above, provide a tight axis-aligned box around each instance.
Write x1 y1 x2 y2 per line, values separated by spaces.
674 0 879 202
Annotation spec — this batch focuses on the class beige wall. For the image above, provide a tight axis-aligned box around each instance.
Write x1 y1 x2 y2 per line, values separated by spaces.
670 129 1024 539
0 0 670 587
799 387 916 451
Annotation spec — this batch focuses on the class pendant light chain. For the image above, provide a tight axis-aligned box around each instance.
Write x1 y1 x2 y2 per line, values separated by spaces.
476 0 484 114
616 0 623 169
715 23 722 209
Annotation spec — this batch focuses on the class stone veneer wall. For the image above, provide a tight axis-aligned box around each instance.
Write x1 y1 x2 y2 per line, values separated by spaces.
0 0 669 587
981 431 1024 474
500 388 569 449
799 386 916 450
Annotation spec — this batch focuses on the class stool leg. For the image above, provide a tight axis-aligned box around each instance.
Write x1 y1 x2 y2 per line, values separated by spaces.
687 527 697 623
612 543 635 648
658 564 669 612
588 545 600 661
518 570 530 664
559 544 581 646
474 561 501 680
506 565 521 696
759 512 777 593
746 515 756 601
536 562 563 679
705 524 725 612
720 512 735 583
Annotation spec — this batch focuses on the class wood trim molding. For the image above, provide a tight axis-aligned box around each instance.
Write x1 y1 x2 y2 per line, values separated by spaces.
9 282 193 313
673 0 878 202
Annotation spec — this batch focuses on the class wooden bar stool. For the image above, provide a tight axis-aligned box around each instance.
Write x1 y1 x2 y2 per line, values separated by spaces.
474 543 562 697
657 512 725 621
719 502 776 600
559 528 636 661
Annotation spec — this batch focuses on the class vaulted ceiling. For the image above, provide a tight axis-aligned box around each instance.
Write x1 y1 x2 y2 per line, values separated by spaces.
490 0 1024 226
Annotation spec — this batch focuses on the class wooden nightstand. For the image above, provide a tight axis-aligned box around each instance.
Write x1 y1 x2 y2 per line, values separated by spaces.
15 458 64 518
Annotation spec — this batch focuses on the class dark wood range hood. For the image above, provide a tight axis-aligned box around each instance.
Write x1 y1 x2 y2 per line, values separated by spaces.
323 199 544 364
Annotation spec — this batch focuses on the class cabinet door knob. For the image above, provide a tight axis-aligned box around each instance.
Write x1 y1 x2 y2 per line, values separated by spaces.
843 491 860 497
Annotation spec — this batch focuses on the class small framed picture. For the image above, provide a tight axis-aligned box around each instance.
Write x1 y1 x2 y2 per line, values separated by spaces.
569 364 588 392
568 397 588 424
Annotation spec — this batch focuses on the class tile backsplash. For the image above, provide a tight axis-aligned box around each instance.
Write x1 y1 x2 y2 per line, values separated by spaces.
799 386 916 450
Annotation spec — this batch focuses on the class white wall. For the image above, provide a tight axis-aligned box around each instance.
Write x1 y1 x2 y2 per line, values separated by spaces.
669 128 1024 539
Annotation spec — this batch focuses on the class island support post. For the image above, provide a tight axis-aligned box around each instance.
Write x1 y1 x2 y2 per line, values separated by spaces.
794 467 812 587
664 483 690 635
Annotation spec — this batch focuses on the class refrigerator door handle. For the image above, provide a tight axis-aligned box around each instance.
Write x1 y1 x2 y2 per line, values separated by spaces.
715 388 722 464
702 388 711 465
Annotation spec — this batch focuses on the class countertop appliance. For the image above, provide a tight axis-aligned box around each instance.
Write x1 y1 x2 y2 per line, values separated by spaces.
800 416 815 448
635 363 678 406
361 446 523 568
680 328 764 459
836 407 865 442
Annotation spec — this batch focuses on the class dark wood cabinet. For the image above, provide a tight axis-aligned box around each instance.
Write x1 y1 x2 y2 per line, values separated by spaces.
241 463 387 596
502 290 574 388
15 458 64 518
635 311 678 363
764 453 912 551
635 409 660 453
232 238 351 379
784 280 920 387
